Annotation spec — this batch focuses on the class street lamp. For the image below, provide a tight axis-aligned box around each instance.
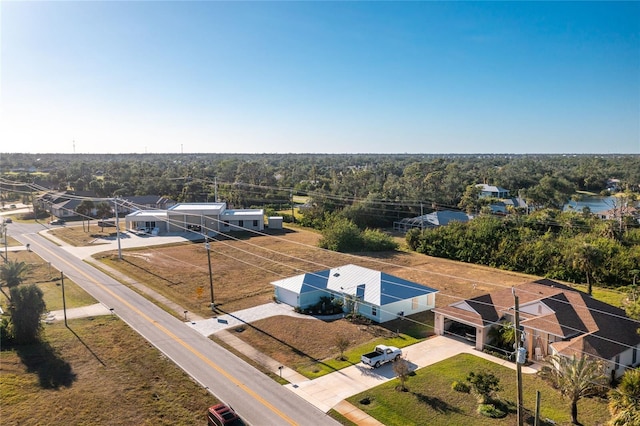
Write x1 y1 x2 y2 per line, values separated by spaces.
205 241 215 311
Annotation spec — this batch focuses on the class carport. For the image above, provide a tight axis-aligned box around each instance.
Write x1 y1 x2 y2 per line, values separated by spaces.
433 307 487 351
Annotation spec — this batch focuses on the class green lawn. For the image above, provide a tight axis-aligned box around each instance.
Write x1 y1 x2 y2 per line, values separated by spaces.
37 277 98 311
298 334 421 379
572 283 628 308
347 353 610 426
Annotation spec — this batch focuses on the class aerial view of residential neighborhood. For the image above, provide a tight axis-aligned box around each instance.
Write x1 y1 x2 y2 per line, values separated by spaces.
1 2 639 426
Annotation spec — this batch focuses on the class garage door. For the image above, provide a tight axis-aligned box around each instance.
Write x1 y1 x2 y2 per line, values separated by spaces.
276 288 299 307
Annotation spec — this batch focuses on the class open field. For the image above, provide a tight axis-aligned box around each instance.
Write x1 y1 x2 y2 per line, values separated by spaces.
347 353 610 426
0 317 215 425
92 226 537 318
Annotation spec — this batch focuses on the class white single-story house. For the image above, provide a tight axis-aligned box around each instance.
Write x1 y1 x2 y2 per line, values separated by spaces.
433 279 640 379
124 202 264 236
271 264 438 323
476 184 510 199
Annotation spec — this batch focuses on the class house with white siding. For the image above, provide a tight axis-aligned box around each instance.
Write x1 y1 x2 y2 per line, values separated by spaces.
125 202 264 236
476 184 510 199
271 264 438 323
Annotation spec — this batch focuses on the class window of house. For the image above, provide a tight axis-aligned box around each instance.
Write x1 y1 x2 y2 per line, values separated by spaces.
412 297 419 310
615 354 621 370
372 306 377 316
239 220 244 227
253 220 258 227
633 347 637 365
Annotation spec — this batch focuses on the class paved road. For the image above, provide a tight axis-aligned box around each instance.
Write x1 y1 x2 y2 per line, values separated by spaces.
7 222 339 426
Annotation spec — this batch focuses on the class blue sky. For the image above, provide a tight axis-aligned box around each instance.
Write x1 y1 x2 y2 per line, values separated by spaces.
1 1 638 154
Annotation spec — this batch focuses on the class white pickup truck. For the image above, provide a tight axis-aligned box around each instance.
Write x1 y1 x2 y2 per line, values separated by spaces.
361 344 402 368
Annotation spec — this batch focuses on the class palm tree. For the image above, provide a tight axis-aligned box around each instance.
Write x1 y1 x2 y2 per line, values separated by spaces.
0 260 31 302
568 242 603 295
75 199 95 232
608 368 640 426
546 354 608 425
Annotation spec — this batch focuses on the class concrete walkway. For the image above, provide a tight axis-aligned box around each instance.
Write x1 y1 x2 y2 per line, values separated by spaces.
44 303 113 323
187 302 312 336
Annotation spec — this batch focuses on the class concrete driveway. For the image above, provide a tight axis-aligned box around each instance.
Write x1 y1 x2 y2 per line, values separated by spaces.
285 336 540 412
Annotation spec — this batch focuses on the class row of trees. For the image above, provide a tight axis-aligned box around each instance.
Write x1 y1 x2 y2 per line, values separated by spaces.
3 154 640 219
406 209 640 289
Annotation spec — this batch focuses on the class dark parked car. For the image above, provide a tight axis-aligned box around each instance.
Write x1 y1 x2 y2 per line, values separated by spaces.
49 219 65 225
207 403 240 426
4 218 12 223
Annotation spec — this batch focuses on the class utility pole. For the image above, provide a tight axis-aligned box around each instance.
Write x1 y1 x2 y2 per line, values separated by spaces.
205 240 214 312
513 287 524 426
61 271 68 328
534 390 541 426
290 190 295 223
114 198 122 260
2 222 7 263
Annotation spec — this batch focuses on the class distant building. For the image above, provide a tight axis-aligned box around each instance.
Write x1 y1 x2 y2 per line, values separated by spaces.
393 210 469 232
476 184 510 199
125 202 264 236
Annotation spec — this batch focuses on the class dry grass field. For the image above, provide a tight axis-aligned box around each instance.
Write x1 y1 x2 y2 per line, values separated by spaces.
93 226 536 319
1 317 215 425
49 222 118 246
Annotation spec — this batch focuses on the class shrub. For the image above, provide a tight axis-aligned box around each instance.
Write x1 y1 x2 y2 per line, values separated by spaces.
467 370 502 404
361 229 398 251
451 380 470 393
0 317 14 346
477 403 507 418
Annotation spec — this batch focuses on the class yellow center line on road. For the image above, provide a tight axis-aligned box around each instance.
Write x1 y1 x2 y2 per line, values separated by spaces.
27 235 298 426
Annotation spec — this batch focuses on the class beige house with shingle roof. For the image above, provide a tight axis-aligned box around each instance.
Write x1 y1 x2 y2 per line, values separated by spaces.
433 279 640 379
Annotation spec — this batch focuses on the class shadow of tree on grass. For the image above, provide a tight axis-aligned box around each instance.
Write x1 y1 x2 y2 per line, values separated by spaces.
413 391 462 414
15 340 76 389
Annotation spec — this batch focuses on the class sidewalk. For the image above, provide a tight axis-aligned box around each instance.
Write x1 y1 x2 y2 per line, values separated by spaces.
187 302 312 336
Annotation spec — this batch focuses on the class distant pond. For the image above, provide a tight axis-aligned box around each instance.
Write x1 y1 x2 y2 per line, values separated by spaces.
563 196 632 214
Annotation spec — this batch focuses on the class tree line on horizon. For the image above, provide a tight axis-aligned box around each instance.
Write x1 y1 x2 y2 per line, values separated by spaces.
2 153 639 289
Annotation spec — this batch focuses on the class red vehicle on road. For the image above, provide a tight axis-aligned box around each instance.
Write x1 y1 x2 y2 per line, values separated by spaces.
207 403 240 426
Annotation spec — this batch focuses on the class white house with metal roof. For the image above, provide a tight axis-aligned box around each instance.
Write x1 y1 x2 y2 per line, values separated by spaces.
476 184 510 198
271 264 438 323
125 202 264 236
